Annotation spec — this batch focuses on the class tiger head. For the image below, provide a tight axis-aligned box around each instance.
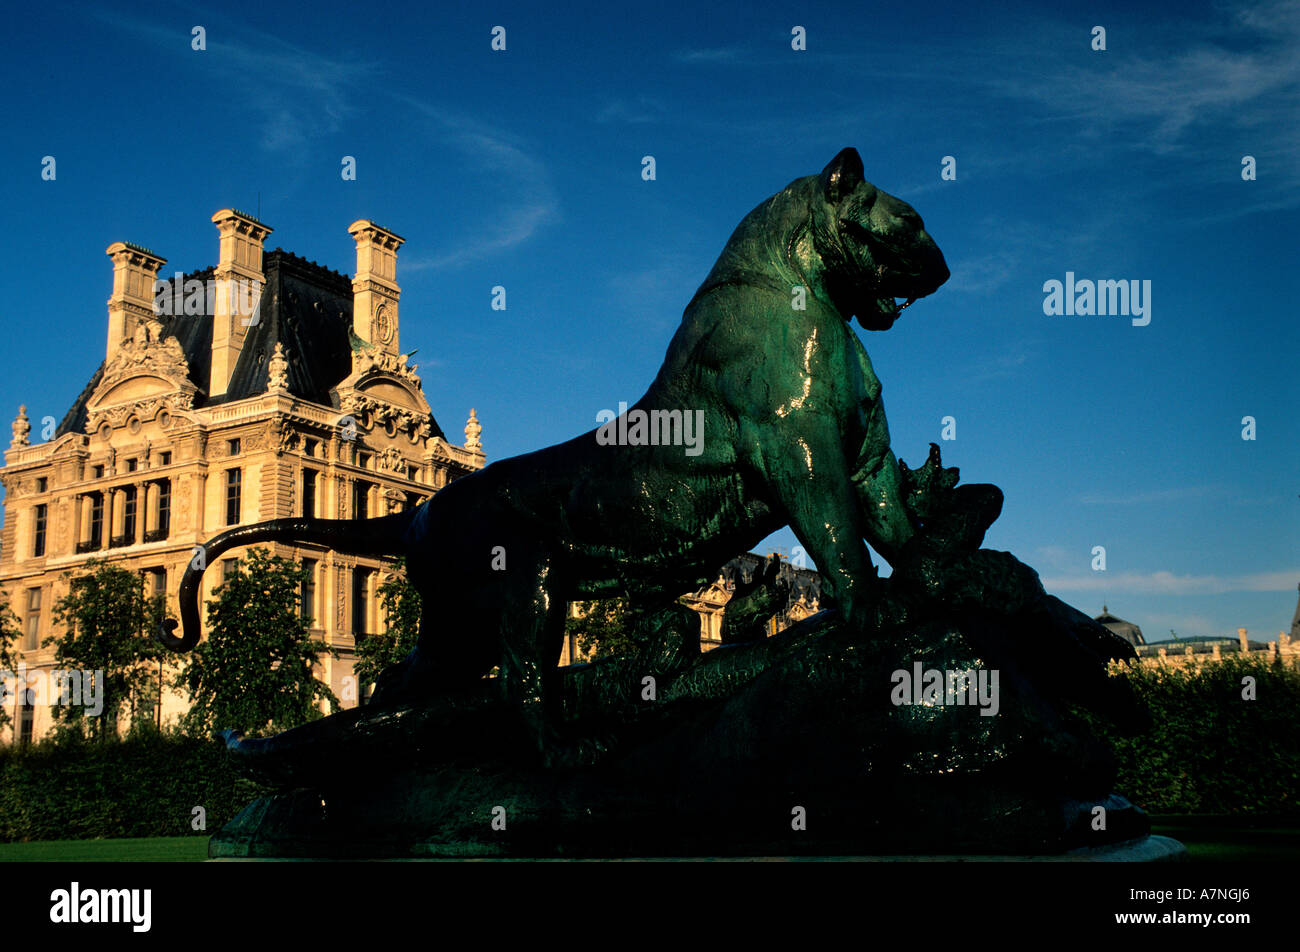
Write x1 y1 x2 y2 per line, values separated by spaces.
810 147 950 331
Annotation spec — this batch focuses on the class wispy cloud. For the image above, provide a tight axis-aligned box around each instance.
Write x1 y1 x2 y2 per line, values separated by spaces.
987 5 1300 152
91 5 558 267
964 345 1035 385
387 96 559 271
597 97 670 124
1040 569 1299 596
90 9 377 153
674 47 745 64
944 211 1122 297
601 251 706 331
1134 612 1220 641
974 3 1300 216
801 3 1300 221
1077 485 1218 506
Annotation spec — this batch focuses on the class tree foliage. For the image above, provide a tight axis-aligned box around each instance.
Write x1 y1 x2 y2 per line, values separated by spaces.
0 593 20 732
47 561 167 741
1089 655 1300 814
179 547 337 737
566 598 638 661
353 560 421 689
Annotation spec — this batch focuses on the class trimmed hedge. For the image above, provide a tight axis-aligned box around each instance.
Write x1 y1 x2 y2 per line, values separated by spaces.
1094 655 1300 815
1 655 1296 841
0 728 270 842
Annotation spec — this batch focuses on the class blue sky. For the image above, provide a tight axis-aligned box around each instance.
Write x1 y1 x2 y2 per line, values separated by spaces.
3 0 1296 642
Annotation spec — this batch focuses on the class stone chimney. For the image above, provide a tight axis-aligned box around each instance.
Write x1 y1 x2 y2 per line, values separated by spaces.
348 220 404 358
210 209 272 398
105 241 167 361
1238 627 1249 653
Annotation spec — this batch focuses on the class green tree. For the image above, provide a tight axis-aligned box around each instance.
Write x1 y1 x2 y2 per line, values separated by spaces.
567 598 638 661
47 561 168 741
179 547 338 737
353 560 422 691
0 592 20 732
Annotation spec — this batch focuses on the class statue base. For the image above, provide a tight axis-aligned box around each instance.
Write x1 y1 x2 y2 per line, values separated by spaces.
210 834 1187 862
208 532 1156 861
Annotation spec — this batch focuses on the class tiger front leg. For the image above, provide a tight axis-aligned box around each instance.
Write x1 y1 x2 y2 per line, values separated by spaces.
762 445 884 630
493 549 577 767
852 446 916 567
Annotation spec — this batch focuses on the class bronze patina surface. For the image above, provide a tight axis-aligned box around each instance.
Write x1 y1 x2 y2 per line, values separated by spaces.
162 149 1151 858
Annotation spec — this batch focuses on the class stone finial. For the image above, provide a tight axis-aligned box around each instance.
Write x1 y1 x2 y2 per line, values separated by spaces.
268 341 290 392
465 408 483 452
1237 627 1249 652
10 405 31 447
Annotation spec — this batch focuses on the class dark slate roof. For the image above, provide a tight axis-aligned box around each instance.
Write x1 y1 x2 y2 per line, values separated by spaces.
164 265 215 398
56 362 105 438
719 552 822 613
1095 606 1145 647
57 249 444 440
219 250 355 407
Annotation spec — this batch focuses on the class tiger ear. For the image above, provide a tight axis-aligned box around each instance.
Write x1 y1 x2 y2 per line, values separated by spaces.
819 148 864 204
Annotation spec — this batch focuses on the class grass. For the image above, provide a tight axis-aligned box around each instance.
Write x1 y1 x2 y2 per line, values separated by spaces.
0 820 1295 861
0 836 209 862
1151 816 1300 863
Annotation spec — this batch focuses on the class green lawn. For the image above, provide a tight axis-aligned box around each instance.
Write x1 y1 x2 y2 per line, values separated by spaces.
1151 818 1300 862
0 821 1295 861
0 836 209 862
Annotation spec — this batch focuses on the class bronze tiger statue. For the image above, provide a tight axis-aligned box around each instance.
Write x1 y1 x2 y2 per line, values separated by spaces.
160 148 951 763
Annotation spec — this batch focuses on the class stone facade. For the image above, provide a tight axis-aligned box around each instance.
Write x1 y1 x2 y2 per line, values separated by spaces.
1097 604 1300 671
558 553 822 665
0 210 485 743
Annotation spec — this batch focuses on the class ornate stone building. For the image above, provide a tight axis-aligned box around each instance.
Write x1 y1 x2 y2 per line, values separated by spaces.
0 209 484 743
1096 604 1300 670
558 553 823 665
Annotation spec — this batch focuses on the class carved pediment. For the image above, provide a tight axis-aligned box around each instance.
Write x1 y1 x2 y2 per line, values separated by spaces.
334 351 429 408
333 351 437 444
86 321 197 433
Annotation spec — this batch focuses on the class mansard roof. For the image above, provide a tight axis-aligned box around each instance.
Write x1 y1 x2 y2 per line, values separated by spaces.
719 552 822 610
56 248 445 441
1094 605 1146 647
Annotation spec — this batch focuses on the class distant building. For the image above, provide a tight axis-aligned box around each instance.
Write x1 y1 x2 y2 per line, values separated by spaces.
1096 605 1146 648
0 209 484 743
559 553 823 665
1096 597 1300 670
